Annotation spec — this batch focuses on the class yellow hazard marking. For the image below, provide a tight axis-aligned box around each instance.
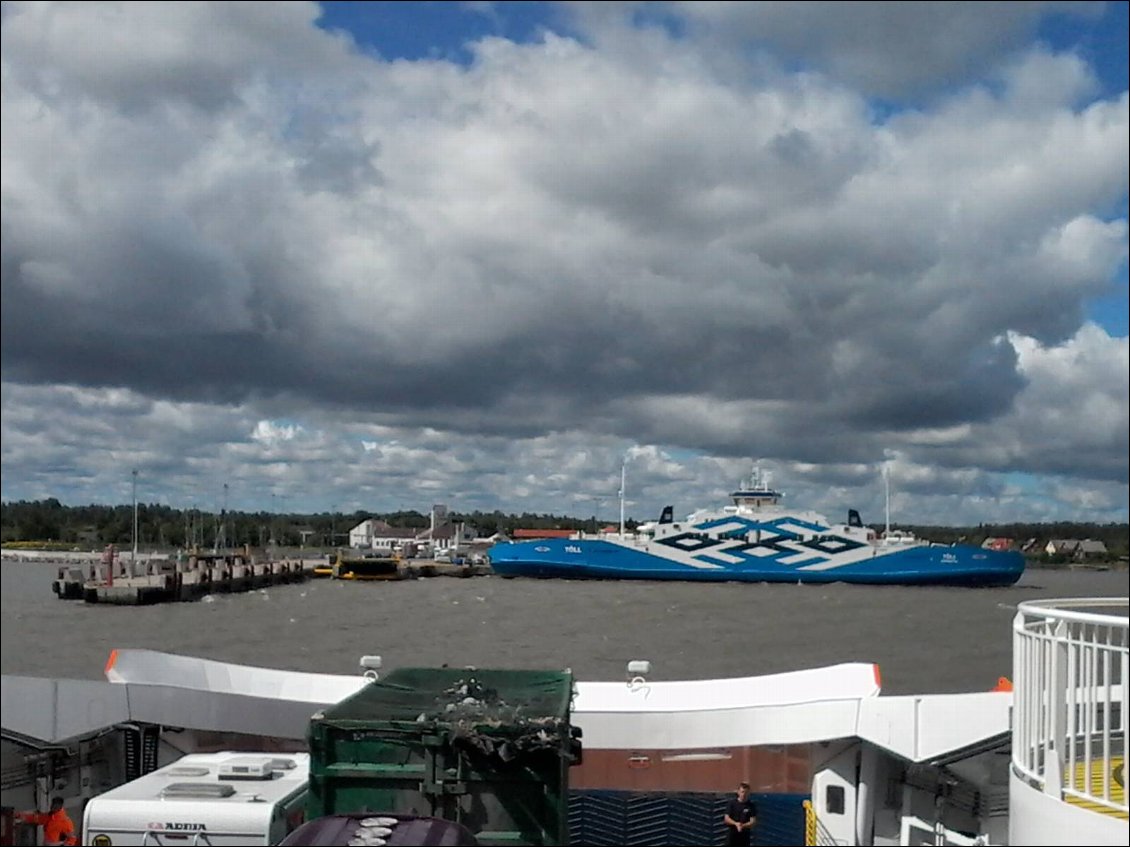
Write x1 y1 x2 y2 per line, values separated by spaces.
1065 756 1127 820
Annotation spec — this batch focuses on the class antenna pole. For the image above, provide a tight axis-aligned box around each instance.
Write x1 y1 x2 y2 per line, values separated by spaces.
619 459 626 538
884 464 891 536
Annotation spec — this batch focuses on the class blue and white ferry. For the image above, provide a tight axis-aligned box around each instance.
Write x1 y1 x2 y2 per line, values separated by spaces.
489 469 1025 586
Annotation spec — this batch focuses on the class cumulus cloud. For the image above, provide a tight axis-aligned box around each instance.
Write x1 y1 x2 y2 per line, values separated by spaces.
640 1 1104 101
1 1 1126 524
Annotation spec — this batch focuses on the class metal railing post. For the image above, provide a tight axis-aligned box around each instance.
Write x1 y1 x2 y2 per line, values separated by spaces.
1044 619 1069 797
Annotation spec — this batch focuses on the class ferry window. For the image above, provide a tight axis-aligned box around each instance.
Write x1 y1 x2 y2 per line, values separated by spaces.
886 777 901 807
826 785 845 815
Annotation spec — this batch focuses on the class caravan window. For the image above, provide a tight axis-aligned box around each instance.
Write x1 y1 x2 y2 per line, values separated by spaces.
826 784 845 814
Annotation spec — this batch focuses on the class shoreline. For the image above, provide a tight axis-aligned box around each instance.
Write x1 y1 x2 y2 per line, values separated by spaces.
5 548 1126 571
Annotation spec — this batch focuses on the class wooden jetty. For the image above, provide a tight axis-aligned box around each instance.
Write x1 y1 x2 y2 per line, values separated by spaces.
52 546 316 605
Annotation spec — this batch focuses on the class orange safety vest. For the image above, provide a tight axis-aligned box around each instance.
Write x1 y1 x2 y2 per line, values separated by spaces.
20 809 77 846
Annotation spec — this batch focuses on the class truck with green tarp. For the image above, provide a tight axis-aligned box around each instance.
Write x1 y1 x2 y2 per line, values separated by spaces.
306 667 582 846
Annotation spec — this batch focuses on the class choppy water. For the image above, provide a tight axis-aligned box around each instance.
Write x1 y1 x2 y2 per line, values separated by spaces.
1 559 1125 695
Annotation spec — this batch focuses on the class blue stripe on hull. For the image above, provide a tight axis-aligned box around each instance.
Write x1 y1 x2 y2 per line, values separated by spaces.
488 539 1025 587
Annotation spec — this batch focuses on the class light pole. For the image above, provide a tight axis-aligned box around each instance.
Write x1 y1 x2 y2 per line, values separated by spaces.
131 469 139 576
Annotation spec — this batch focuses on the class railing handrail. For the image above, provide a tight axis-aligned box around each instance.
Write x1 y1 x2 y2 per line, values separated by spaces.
802 799 841 847
1015 597 1129 630
1012 595 1128 819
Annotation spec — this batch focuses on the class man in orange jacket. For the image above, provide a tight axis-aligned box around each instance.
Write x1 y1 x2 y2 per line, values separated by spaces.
16 796 78 846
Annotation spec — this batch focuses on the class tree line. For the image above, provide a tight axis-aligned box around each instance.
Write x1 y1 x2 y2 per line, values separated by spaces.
1 498 1126 558
0 499 614 550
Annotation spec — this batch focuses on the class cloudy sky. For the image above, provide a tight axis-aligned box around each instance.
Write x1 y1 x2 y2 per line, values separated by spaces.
1 1 1127 528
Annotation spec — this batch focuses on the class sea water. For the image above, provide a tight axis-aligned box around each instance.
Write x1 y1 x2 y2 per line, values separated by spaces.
1 559 1125 694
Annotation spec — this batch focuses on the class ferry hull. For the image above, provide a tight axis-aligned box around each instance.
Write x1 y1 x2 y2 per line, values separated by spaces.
488 539 1024 587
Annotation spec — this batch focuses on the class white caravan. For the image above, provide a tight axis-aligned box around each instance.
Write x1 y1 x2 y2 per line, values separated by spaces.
81 751 309 846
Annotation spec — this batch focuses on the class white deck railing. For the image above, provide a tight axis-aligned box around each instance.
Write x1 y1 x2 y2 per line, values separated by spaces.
1013 597 1128 817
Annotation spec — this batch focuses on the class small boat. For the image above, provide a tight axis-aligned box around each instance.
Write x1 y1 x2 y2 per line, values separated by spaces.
489 466 1025 586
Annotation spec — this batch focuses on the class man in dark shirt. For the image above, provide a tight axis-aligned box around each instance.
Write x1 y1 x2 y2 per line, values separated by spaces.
723 781 757 847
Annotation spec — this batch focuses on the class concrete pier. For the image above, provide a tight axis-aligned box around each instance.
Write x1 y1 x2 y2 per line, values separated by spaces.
46 549 493 600
52 548 317 605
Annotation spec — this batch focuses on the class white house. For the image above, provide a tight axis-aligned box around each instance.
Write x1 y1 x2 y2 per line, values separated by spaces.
348 507 483 558
413 504 476 557
1044 538 1109 558
348 519 420 552
1045 539 1078 556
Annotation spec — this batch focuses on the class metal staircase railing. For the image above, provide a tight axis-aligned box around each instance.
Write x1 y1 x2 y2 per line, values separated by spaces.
1012 597 1128 819
802 799 840 846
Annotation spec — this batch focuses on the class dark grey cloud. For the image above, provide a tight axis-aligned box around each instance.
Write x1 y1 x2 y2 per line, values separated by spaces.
0 1 1126 524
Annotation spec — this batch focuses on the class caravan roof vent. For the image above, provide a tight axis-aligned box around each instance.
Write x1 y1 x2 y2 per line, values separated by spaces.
161 782 237 799
218 757 279 780
269 758 297 770
165 766 211 778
